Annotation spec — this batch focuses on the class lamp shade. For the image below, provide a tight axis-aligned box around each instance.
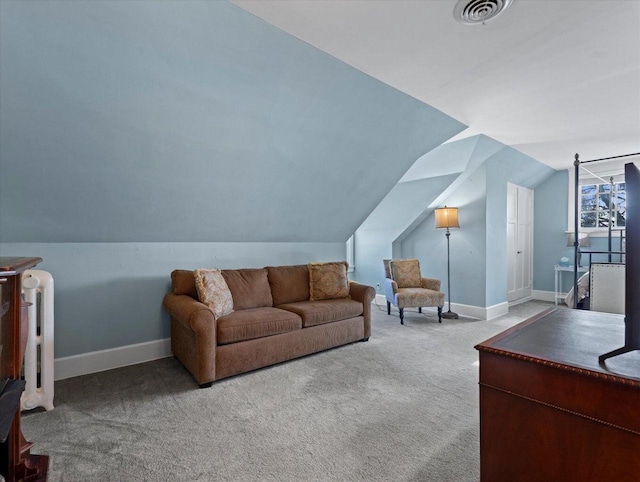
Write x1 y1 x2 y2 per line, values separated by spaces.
567 232 591 247
435 207 460 229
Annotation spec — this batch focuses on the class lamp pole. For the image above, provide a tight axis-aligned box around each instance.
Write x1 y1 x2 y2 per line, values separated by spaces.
443 227 458 319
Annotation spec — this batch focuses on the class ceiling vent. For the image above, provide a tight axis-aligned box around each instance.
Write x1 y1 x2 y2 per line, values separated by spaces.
453 0 514 25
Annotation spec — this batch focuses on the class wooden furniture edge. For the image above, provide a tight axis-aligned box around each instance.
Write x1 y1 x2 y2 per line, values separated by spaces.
474 307 556 350
475 307 640 388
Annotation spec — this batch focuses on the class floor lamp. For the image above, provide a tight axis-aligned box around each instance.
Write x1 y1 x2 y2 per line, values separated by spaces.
435 206 460 319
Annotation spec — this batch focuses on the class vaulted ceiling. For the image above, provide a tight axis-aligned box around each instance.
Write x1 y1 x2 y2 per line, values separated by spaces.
233 0 640 170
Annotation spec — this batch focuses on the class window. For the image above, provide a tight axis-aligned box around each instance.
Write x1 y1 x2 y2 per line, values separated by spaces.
580 181 626 229
346 234 355 273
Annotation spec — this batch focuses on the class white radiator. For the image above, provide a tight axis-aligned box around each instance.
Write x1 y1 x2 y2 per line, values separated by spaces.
21 270 55 411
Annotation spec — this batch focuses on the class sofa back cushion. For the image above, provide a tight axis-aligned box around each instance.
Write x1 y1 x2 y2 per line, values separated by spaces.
308 261 350 301
171 269 198 299
221 269 273 310
265 265 310 306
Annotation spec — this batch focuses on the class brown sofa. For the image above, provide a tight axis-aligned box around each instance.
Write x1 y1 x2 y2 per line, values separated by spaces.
163 264 375 387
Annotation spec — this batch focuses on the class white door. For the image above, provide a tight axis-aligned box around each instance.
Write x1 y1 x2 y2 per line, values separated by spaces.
507 183 534 302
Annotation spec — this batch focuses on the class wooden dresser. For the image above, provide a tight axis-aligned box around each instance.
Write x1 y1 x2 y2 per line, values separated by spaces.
476 308 640 481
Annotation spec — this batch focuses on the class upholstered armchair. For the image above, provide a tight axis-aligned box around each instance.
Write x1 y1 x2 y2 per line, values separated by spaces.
383 259 444 324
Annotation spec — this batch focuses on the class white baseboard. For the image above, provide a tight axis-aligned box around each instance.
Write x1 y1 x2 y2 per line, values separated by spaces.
532 290 556 303
373 295 509 321
508 295 533 308
55 293 518 381
55 338 172 381
484 302 510 320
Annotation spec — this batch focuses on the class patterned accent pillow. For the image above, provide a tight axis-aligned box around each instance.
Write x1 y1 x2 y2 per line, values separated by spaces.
308 261 350 301
194 269 234 318
390 259 421 288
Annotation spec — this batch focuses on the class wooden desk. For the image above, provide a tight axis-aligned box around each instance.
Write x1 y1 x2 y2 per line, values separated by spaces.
476 308 640 482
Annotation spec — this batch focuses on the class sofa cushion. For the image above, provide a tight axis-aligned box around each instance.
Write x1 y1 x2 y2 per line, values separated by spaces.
221 269 273 311
194 269 234 318
308 261 350 301
216 307 302 345
265 265 310 306
390 259 421 288
277 299 363 328
171 269 198 298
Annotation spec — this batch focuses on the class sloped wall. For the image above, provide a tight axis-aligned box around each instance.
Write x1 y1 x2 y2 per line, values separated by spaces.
400 164 488 308
0 1 464 360
0 1 464 243
353 174 457 289
400 145 557 310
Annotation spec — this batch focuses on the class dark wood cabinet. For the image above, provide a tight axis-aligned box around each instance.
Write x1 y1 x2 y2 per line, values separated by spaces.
476 308 640 481
0 257 48 482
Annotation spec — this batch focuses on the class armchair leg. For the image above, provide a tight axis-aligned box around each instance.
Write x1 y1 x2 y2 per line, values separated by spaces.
387 301 391 315
438 306 442 323
399 308 404 325
418 307 422 314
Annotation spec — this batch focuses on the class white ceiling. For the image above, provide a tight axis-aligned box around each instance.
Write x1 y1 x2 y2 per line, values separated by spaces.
232 0 640 170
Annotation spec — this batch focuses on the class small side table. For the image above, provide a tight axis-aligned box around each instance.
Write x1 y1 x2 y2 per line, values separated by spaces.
554 265 589 305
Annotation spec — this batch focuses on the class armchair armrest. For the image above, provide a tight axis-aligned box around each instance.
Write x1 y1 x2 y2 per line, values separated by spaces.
384 278 398 302
349 281 375 339
421 277 441 291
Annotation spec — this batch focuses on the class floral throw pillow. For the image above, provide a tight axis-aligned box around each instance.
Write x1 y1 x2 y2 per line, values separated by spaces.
308 261 350 301
390 259 422 288
194 269 234 318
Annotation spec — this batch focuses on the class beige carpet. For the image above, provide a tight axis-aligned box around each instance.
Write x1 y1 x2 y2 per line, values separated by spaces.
22 300 556 481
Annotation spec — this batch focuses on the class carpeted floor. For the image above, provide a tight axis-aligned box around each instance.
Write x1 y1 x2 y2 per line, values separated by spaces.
22 300 557 481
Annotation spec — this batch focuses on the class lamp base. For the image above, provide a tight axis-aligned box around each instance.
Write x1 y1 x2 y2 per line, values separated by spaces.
442 310 459 320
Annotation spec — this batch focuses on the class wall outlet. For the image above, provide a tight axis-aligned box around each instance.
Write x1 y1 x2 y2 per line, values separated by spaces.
376 283 381 292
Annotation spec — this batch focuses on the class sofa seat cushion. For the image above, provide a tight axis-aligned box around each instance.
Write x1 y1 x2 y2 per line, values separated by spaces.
217 307 302 345
394 288 444 309
277 299 363 328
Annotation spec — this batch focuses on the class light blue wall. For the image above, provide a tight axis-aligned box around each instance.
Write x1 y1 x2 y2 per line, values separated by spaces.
399 145 557 309
400 165 488 307
352 136 504 293
533 168 626 292
0 1 466 358
353 174 457 289
0 242 343 358
484 148 556 306
0 1 465 244
533 170 569 292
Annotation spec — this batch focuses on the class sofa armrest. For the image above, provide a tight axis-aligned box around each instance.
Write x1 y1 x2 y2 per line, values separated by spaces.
163 293 217 334
163 293 217 384
349 281 375 339
421 277 441 291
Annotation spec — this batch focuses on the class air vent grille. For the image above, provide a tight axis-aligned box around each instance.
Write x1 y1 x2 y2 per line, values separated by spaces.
454 0 514 25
